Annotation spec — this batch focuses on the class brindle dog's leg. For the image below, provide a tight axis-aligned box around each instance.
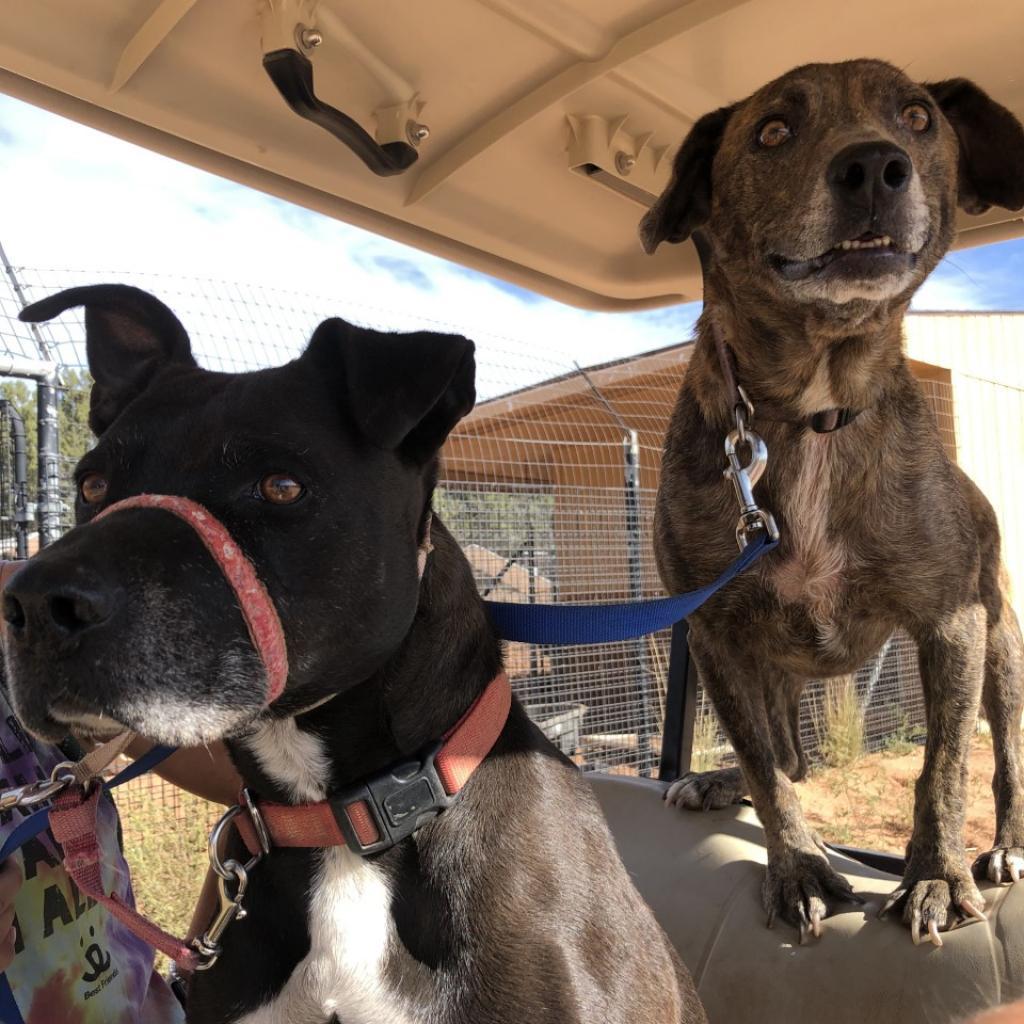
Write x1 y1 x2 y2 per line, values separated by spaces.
673 626 859 938
884 604 987 943
665 668 807 809
973 579 1024 883
975 609 1024 882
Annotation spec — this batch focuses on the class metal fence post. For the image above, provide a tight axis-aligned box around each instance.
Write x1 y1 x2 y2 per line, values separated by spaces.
658 620 700 782
0 242 63 548
0 401 31 558
623 428 658 776
36 373 61 547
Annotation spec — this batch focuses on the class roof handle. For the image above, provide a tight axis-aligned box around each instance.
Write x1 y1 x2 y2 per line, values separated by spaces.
259 0 423 177
262 48 420 177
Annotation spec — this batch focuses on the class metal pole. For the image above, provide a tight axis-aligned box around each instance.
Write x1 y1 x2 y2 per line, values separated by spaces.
0 402 31 558
0 242 63 548
527 521 539 679
658 620 700 782
623 429 658 776
36 373 60 548
0 240 63 548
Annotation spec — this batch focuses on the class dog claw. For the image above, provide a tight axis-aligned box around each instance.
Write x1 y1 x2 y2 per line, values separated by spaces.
810 909 823 939
928 920 943 947
911 909 922 945
975 846 1024 885
960 899 987 924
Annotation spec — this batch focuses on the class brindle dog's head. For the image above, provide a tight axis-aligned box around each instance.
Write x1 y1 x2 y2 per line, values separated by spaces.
641 59 1024 312
3 286 475 746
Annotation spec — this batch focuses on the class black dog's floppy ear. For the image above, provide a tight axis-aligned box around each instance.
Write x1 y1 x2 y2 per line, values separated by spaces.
306 318 475 460
925 78 1024 215
639 104 735 254
19 285 196 434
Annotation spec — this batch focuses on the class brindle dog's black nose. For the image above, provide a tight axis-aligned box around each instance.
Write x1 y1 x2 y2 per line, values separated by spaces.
828 141 912 202
4 574 119 642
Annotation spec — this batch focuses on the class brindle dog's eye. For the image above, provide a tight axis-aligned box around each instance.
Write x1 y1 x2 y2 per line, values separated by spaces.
79 473 108 505
757 119 792 148
257 473 305 505
901 103 931 133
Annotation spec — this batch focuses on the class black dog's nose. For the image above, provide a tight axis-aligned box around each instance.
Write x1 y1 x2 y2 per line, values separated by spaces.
828 141 912 201
4 580 118 640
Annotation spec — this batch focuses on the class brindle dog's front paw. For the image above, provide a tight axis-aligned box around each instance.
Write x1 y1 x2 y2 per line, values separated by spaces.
762 846 863 944
973 845 1024 885
880 868 987 946
663 768 746 811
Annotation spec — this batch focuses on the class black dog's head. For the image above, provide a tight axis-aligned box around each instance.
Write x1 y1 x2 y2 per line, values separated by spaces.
3 285 475 745
641 59 1024 310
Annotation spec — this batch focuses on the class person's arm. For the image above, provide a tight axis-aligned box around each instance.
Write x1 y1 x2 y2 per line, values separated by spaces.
122 737 242 806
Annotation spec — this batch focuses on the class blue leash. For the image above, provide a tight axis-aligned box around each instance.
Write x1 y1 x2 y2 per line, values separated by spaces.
0 532 769 1020
0 532 773 864
484 530 776 645
0 538 772 857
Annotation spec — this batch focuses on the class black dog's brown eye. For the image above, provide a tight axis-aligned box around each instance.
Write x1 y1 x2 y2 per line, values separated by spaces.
901 103 931 133
258 473 304 505
758 119 792 148
79 473 108 505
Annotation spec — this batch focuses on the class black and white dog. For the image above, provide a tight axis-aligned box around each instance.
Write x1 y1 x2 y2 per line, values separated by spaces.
3 286 703 1024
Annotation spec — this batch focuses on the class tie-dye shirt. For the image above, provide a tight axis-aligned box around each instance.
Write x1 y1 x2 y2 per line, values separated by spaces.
0 690 183 1024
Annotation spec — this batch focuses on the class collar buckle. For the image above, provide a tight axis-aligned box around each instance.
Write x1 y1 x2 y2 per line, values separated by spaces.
330 740 454 857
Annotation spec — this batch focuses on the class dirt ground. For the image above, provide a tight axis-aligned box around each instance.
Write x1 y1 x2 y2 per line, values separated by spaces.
799 733 998 858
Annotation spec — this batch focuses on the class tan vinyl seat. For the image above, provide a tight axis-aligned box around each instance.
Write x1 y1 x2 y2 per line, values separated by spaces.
590 774 1024 1024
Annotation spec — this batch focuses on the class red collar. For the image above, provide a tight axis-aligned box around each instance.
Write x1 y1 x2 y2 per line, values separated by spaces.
234 671 511 857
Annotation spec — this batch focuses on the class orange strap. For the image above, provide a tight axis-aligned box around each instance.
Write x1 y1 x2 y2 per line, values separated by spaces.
234 672 511 857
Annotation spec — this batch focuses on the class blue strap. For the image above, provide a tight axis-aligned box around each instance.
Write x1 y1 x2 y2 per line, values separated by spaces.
0 973 23 1024
0 743 175 861
485 531 777 645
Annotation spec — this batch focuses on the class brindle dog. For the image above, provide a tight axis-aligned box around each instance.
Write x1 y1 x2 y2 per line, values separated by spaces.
640 59 1024 945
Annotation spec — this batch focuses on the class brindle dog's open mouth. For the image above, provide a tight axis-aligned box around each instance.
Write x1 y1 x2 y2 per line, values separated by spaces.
768 232 919 282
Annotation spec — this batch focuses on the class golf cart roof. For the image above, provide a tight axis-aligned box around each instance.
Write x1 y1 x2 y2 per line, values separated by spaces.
2 0 1022 311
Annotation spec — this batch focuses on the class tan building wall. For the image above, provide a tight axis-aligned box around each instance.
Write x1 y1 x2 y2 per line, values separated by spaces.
905 313 1024 607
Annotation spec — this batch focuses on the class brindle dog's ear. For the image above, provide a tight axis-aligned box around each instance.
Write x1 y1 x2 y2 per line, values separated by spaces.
639 104 735 254
305 318 475 461
19 285 196 434
925 78 1024 215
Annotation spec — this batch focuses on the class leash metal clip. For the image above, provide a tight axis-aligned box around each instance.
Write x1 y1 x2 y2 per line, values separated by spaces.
724 427 779 551
0 760 77 812
193 792 270 971
191 858 252 972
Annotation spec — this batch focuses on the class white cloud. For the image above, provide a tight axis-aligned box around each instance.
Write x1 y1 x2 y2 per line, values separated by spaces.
0 94 698 398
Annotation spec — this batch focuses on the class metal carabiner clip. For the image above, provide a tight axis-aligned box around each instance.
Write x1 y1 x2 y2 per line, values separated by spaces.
0 760 76 812
192 860 251 971
194 791 270 969
723 427 779 551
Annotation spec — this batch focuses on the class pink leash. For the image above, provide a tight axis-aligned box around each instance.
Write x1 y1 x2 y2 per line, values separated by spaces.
50 784 201 971
49 494 292 971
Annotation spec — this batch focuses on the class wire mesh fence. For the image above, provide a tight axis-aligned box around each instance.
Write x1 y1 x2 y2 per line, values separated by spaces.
0 266 1021 839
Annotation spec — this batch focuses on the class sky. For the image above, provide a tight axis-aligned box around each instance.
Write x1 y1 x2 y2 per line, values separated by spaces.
1 91 1022 398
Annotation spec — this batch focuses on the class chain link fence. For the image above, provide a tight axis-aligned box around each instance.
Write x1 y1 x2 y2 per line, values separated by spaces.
0 267 1020 901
